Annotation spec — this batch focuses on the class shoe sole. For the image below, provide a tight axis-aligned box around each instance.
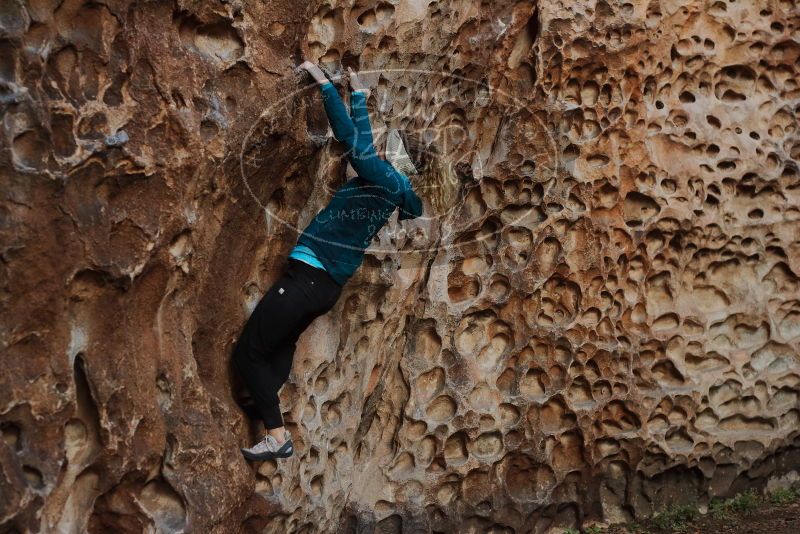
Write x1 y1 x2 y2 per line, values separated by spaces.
240 446 294 462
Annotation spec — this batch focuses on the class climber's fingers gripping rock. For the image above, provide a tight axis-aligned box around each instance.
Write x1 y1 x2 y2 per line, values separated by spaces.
348 67 371 98
298 60 329 85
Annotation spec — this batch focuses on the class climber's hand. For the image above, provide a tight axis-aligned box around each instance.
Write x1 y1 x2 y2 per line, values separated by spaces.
348 67 370 98
298 60 329 85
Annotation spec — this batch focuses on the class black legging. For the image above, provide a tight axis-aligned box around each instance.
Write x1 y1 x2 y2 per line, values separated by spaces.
233 258 342 429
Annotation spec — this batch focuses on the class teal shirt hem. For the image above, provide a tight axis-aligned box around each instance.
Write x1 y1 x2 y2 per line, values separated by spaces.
289 244 326 271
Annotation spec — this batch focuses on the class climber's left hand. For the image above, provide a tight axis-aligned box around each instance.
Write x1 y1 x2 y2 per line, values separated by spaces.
298 60 329 85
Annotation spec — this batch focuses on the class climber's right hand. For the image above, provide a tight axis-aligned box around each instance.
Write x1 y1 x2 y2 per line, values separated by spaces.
348 67 371 98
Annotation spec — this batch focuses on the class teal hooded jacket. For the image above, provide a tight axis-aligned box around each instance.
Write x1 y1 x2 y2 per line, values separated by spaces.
293 82 423 286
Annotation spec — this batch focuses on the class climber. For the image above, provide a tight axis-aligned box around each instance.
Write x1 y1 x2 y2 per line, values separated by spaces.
233 60 427 461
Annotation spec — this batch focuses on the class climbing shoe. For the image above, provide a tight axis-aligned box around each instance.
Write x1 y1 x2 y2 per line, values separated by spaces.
240 430 294 461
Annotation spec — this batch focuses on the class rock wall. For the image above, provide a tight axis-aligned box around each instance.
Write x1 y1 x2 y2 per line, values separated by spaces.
1 0 800 532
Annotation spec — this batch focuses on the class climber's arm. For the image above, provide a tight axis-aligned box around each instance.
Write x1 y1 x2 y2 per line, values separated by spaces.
298 61 406 195
398 182 424 220
350 90 375 149
318 82 403 193
348 68 375 148
319 82 358 151
317 84 403 194
344 68 412 194
299 60 359 150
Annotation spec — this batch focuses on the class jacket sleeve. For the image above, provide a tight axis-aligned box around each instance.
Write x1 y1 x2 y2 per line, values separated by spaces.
350 90 423 220
320 82 357 150
398 183 423 220
320 83 407 194
350 90 375 148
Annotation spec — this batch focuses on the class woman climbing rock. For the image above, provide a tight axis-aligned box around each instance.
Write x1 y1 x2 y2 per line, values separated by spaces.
234 61 430 461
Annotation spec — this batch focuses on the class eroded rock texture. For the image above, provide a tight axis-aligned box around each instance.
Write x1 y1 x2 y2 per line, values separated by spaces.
2 0 800 532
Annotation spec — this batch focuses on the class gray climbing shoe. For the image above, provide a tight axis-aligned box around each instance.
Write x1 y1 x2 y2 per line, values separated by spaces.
241 430 293 461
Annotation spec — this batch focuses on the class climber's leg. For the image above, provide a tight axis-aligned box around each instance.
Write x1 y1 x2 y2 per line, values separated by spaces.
232 263 311 426
232 328 300 430
234 333 299 461
251 259 343 430
233 258 342 460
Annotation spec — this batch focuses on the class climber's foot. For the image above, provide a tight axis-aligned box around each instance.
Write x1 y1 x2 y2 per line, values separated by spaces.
240 429 294 461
